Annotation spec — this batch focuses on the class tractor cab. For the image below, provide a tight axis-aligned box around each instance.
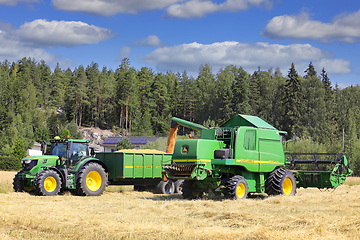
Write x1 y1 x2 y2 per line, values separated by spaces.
43 137 93 169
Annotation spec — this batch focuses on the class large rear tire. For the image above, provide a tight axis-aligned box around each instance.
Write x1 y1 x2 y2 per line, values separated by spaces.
76 163 107 196
154 180 175 194
265 168 296 196
226 175 249 199
34 170 62 196
182 180 203 199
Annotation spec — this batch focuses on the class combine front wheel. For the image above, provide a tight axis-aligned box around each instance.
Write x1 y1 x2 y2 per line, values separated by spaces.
35 170 62 196
226 175 249 199
182 180 203 199
76 163 107 196
266 168 296 196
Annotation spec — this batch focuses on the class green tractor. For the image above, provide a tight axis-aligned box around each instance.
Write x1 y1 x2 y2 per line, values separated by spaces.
13 137 107 196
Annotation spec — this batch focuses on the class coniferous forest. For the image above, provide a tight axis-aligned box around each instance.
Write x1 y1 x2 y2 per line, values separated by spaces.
1 57 360 174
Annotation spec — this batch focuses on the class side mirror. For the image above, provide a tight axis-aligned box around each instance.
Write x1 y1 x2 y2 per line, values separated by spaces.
41 141 47 155
90 148 95 157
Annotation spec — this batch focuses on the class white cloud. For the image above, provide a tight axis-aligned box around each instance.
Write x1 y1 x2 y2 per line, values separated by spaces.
116 46 132 62
262 11 360 43
316 59 351 75
165 0 273 18
134 35 163 47
142 41 351 76
0 29 71 67
0 0 39 6
17 19 114 47
52 0 181 16
51 0 272 18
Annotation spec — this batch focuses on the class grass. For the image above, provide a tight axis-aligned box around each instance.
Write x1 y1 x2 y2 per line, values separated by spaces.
1 171 360 239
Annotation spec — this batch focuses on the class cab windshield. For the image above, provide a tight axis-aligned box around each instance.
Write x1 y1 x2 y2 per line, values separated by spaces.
69 142 89 161
50 141 89 161
51 142 67 159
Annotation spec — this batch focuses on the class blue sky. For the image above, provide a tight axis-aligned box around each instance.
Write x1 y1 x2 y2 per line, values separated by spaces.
0 0 359 88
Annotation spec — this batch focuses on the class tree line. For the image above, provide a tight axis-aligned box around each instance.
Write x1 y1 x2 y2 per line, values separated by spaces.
0 57 360 174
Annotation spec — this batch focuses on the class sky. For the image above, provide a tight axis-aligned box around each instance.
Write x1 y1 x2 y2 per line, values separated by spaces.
0 0 359 88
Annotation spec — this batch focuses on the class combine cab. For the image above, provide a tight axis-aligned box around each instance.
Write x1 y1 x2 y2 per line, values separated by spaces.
163 115 352 199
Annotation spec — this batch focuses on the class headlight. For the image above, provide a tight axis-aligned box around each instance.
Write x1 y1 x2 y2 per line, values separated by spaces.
22 159 38 171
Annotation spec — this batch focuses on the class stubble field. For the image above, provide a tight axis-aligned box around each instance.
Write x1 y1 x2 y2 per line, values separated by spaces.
1 171 360 240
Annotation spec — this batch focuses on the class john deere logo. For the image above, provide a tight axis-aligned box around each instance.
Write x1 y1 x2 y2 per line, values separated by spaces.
182 145 189 154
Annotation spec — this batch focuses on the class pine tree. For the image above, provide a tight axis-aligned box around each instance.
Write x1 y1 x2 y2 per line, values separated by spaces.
12 139 26 161
195 64 216 123
282 63 303 137
216 66 235 124
232 67 251 115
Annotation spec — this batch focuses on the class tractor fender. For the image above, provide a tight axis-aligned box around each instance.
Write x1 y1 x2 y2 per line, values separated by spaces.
74 158 108 182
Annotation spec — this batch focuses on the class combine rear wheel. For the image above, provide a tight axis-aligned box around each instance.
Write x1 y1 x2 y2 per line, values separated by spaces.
13 171 34 192
154 180 175 194
182 180 203 199
76 163 107 196
265 168 296 196
226 175 249 199
34 170 62 196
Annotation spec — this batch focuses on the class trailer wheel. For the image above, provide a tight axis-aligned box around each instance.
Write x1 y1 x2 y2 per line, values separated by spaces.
226 175 249 199
34 170 62 196
13 171 34 192
76 163 107 196
266 168 296 196
174 179 184 194
154 180 175 194
182 180 203 199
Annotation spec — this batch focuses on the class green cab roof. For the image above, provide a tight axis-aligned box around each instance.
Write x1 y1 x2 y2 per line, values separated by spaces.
220 114 277 130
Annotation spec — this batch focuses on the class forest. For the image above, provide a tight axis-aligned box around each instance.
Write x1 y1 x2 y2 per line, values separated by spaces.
0 57 360 174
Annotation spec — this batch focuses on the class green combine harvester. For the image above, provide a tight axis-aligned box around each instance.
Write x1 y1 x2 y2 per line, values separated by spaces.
163 114 353 199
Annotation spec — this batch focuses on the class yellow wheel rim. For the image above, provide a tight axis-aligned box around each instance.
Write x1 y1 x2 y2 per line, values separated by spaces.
236 183 246 199
86 171 102 192
283 178 293 195
44 176 57 192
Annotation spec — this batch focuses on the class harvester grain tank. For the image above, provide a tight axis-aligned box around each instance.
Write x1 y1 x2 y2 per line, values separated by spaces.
162 114 353 199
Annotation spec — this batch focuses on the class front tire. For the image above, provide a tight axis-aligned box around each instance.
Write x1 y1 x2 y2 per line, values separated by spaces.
182 180 203 199
34 170 62 196
266 168 296 196
76 163 107 196
13 171 34 192
226 175 249 199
